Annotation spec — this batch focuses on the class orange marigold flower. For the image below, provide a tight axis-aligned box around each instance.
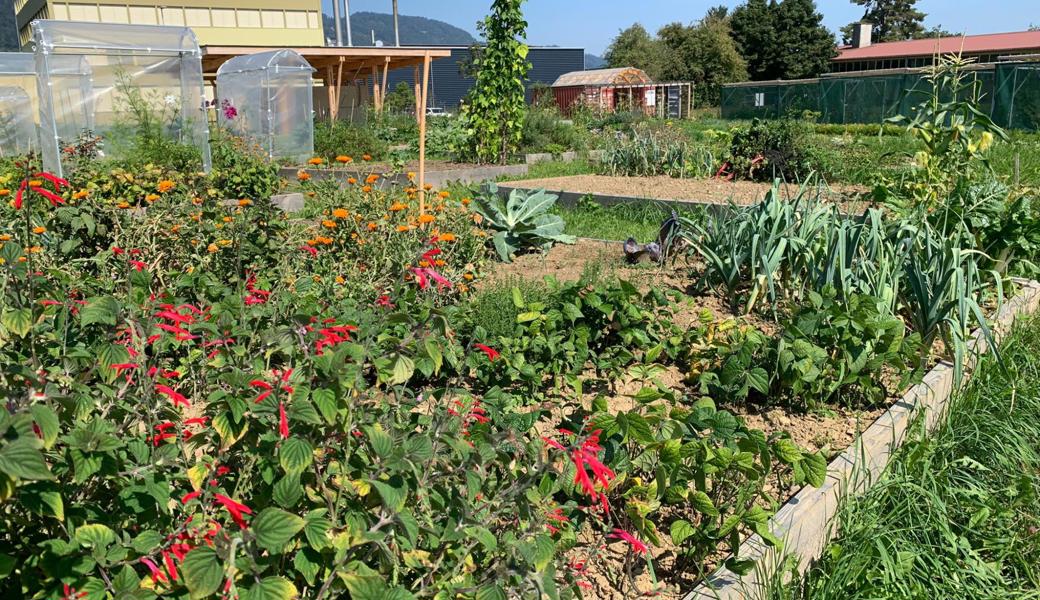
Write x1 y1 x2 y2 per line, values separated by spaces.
318 236 333 245
336 155 352 163
322 219 337 229
365 173 380 184
335 275 346 284
418 214 435 224
0 189 9 196
360 185 371 193
207 243 219 253
218 239 232 247
238 198 253 207
347 177 357 185
145 194 160 203
473 214 484 224
423 184 433 191
297 170 311 181
463 273 474 281
32 226 46 234
395 225 409 232
0 234 11 241
458 284 470 293
223 216 233 223
28 179 42 188
434 259 446 267
117 201 131 209
28 245 42 254
389 202 407 212
440 232 456 242
367 222 378 231
73 189 89 200
171 224 181 233
419 260 430 268
461 198 471 205
192 196 203 205
157 180 175 193
438 190 450 199
332 208 349 219
308 157 324 165
362 154 372 161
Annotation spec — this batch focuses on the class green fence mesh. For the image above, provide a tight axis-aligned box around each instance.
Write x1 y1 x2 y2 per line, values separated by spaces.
721 62 1039 131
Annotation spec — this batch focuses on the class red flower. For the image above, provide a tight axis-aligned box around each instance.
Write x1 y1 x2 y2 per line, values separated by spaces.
608 529 648 554
474 343 500 362
181 490 202 504
141 557 166 583
184 417 208 426
299 245 317 257
162 551 179 581
214 494 252 529
129 260 147 271
39 299 62 306
155 384 190 408
278 401 289 438
111 363 138 373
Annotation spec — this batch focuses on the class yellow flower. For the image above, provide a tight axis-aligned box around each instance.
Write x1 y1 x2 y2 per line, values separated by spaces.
978 131 994 152
223 216 233 223
207 243 219 253
73 189 89 200
332 208 349 219
157 180 175 193
322 219 337 229
418 214 435 224
407 172 416 180
439 232 456 242
145 194 160 203
463 272 474 281
423 184 433 191
335 275 346 284
32 226 46 234
308 157 324 165
238 198 253 207
218 239 232 247
437 191 450 199
389 202 407 212
336 155 352 163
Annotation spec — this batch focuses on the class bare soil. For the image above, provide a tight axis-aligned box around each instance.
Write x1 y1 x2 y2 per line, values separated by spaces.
502 174 871 210
480 239 894 599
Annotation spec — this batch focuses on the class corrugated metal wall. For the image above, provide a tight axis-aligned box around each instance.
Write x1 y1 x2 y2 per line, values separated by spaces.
383 46 585 110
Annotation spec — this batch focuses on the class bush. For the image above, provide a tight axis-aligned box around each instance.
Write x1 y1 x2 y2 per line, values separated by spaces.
408 116 469 159
313 120 390 162
728 118 833 181
521 104 587 155
209 131 281 201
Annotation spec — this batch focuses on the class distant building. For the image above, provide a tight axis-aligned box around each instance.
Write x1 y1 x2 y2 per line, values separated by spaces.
0 2 18 50
14 0 324 49
833 23 1040 72
549 67 693 118
384 46 585 110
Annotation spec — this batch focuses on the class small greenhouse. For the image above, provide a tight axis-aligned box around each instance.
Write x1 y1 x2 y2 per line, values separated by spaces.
0 52 93 157
31 20 211 176
216 49 315 162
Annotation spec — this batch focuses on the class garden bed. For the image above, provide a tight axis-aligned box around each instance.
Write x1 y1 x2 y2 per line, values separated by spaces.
283 161 528 188
500 174 869 211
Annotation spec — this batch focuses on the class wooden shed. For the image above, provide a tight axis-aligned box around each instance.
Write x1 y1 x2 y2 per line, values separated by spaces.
549 67 692 118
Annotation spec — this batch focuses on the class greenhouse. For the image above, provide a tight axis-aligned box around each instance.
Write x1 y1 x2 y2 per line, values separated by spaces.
31 20 211 176
0 53 39 156
216 49 315 162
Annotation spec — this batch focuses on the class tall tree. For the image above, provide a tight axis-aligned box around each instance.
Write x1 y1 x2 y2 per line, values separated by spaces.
841 0 927 43
460 0 530 164
774 0 836 79
657 10 747 105
604 24 662 78
731 0 779 80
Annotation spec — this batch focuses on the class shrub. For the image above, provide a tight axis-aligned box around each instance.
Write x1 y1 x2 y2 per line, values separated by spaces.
209 131 281 201
521 104 587 155
472 185 576 262
728 118 833 182
313 120 390 163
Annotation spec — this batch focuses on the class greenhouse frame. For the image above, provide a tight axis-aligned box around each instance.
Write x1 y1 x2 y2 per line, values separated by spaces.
0 53 41 156
721 59 1040 131
31 20 211 177
216 49 315 162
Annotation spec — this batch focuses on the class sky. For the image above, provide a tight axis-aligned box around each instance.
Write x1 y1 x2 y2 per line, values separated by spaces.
326 0 1039 55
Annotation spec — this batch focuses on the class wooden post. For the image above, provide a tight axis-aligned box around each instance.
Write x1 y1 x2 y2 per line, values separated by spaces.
371 65 380 113
326 66 339 121
381 57 390 109
335 57 344 119
413 65 421 125
417 51 431 215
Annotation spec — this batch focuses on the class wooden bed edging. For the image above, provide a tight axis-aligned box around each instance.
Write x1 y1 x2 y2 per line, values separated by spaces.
684 279 1040 600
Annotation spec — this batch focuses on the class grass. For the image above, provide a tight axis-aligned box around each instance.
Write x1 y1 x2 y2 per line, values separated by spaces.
555 197 708 242
773 314 1040 600
501 158 598 181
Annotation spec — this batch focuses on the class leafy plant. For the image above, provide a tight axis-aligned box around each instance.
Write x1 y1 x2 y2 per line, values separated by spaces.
472 184 576 262
728 118 833 182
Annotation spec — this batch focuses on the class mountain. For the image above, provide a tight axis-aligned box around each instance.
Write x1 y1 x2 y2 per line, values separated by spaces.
323 11 476 46
584 53 606 69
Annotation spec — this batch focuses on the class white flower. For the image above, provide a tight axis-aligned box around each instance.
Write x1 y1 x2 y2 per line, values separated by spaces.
165 94 177 105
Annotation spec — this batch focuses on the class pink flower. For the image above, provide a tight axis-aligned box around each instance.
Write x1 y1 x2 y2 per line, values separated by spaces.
141 557 166 583
608 529 648 554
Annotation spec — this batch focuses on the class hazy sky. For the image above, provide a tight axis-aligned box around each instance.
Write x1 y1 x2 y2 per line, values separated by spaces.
326 0 1039 55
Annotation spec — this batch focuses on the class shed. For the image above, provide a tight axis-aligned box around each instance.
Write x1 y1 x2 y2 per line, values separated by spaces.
32 20 211 177
548 67 692 118
216 49 316 162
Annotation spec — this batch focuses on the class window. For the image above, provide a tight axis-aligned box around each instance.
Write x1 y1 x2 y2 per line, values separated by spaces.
67 3 100 22
307 11 320 29
99 5 130 24
185 8 211 27
128 6 157 24
754 92 765 107
285 11 308 29
161 7 184 26
237 9 261 28
51 3 69 20
261 10 285 28
212 9 236 27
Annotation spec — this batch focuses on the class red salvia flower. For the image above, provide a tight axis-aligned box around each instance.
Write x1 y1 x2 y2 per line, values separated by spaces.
608 529 648 554
141 557 166 583
474 343 500 362
278 400 289 438
155 384 190 408
129 260 147 271
181 490 202 504
213 494 252 528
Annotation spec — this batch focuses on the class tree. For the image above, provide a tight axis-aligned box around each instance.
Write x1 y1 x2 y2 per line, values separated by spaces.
731 0 780 80
840 0 926 43
774 0 836 79
460 0 530 164
656 10 747 106
604 24 662 78
384 81 415 114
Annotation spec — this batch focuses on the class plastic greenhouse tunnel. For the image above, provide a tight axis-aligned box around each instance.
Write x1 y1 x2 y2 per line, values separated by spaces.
31 20 212 177
0 52 43 156
216 49 316 162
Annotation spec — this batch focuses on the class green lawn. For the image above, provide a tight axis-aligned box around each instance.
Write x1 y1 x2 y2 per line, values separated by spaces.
556 199 707 242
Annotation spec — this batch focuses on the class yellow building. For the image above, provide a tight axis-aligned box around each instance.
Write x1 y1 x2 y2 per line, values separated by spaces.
15 0 324 49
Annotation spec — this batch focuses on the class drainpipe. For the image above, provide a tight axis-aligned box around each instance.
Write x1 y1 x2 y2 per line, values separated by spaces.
344 0 353 46
392 0 400 46
332 0 342 45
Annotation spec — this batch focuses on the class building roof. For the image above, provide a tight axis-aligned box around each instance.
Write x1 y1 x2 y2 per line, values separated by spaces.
835 30 1040 62
551 67 652 87
200 45 451 79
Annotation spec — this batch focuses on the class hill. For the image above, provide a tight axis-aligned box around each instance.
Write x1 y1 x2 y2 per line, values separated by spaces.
584 53 606 68
323 11 476 46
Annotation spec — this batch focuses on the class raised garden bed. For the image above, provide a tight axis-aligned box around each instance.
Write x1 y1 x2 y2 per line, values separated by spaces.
282 161 528 189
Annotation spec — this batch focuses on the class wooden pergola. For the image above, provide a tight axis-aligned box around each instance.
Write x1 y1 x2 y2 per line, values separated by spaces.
201 45 452 210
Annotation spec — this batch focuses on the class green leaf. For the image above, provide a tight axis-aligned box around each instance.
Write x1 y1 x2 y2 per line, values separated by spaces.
18 482 64 521
80 296 120 326
690 491 720 517
476 583 508 600
465 526 497 551
802 451 828 487
0 554 13 579
0 439 53 480
75 523 115 549
511 286 525 309
273 474 303 508
1 308 32 337
369 477 406 512
423 339 443 373
365 426 393 459
279 437 313 474
774 439 804 464
303 510 332 550
242 576 297 600
182 547 223 599
311 388 337 424
252 508 306 553
670 519 695 546
28 405 59 449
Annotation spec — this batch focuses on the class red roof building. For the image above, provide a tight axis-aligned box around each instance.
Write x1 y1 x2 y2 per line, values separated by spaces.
833 26 1040 72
